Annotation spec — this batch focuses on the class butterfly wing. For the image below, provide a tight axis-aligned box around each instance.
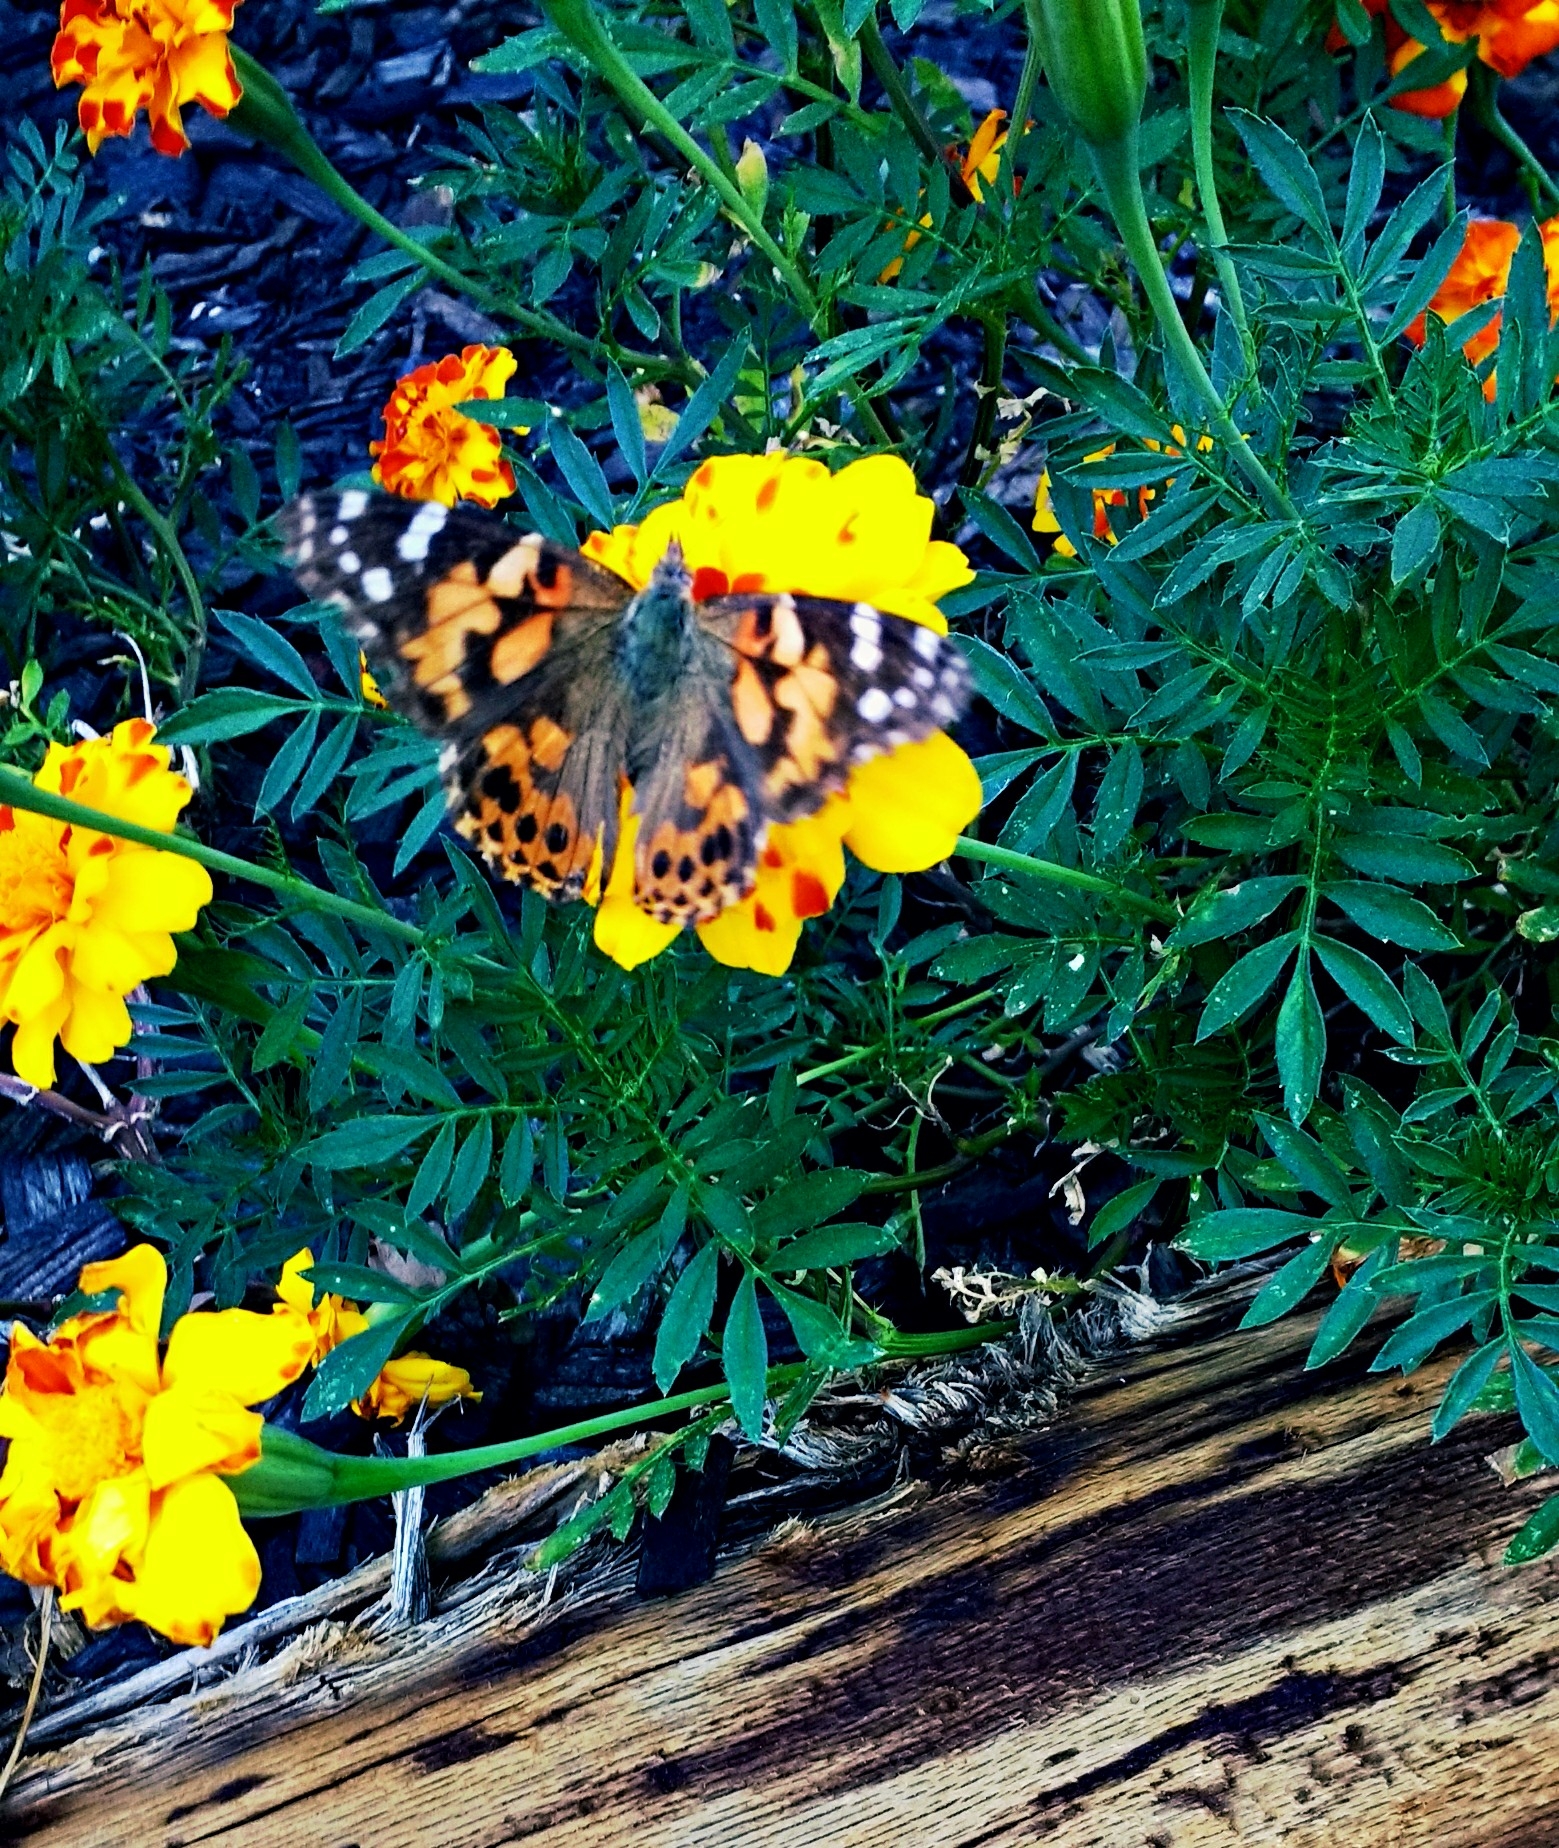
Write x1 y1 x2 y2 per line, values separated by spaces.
278 491 634 900
697 592 970 822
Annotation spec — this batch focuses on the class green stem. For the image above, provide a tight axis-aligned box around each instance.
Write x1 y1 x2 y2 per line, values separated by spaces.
954 833 1176 919
858 13 943 166
959 314 1007 488
996 3 1044 214
225 47 671 376
107 463 207 702
1442 112 1459 227
1184 0 1254 362
1467 63 1559 211
1013 280 1091 364
0 768 426 947
1087 131 1299 522
540 0 892 445
234 1312 1016 1517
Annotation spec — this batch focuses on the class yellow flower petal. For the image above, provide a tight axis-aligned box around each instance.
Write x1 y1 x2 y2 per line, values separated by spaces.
129 1473 261 1647
843 735 983 871
162 1305 315 1407
356 1353 480 1423
141 1383 263 1489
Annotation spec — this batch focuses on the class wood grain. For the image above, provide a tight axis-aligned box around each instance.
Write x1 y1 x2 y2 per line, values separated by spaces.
9 1308 1558 1848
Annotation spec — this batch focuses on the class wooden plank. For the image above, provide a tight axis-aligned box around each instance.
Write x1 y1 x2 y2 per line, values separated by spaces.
8 1307 1558 1848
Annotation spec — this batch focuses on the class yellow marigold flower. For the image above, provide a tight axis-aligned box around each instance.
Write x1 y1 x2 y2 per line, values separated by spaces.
583 453 982 976
0 718 213 1090
961 109 1011 204
358 650 389 709
1034 427 1214 555
51 0 242 157
369 345 523 510
277 1249 370 1364
354 1353 480 1424
0 1244 315 1645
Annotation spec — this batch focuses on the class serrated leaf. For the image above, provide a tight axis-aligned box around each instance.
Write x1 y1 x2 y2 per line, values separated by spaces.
1512 1340 1559 1464
302 1310 416 1419
1432 1337 1504 1441
1170 876 1303 949
1313 937 1414 1046
1505 1492 1559 1564
303 1116 431 1170
1196 932 1298 1039
1178 1206 1319 1261
1239 1233 1342 1329
1321 881 1459 949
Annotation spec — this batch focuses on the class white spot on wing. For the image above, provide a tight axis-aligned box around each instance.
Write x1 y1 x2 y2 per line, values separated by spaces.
893 686 917 709
857 687 893 724
851 635 883 673
362 566 394 603
329 525 348 546
913 626 941 660
398 501 448 562
337 550 361 575
338 489 369 521
849 607 881 639
912 665 935 689
294 538 314 563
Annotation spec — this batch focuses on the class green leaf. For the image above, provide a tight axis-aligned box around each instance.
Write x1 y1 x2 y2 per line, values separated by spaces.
653 1242 719 1391
1321 882 1459 951
302 1310 416 1420
769 1219 900 1271
335 271 424 359
1239 1232 1342 1329
722 1272 769 1438
1432 1337 1505 1440
958 637 1057 738
548 416 615 529
1391 500 1440 583
1255 1114 1353 1208
1313 937 1414 1046
498 1115 533 1206
1371 1292 1495 1374
1511 1340 1559 1464
1276 957 1325 1124
1230 111 1331 240
1505 1493 1559 1564
751 1169 870 1244
766 1279 880 1367
1169 876 1302 949
1177 1207 1318 1262
589 1183 688 1318
1307 1240 1394 1369
446 1116 493 1222
302 1116 432 1170
1333 834 1473 884
154 689 307 746
656 338 747 472
1088 1177 1159 1248
1196 932 1298 1039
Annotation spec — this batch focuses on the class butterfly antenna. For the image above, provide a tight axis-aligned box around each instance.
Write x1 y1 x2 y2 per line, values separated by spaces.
651 537 690 588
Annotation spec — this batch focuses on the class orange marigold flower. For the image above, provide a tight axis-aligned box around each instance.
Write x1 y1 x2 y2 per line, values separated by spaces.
0 1244 315 1645
51 0 242 157
0 719 213 1090
583 453 982 977
1405 216 1559 391
1034 427 1213 554
355 1353 480 1424
1427 0 1559 75
961 109 1013 204
370 345 524 509
1388 37 1469 113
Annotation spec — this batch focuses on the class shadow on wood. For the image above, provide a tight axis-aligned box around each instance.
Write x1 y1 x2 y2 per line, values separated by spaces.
8 1305 1558 1847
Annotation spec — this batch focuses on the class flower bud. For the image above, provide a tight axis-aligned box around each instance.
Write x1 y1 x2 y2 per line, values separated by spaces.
735 137 770 218
1028 0 1147 148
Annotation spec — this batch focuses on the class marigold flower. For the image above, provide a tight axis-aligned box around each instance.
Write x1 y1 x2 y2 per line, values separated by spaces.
0 719 213 1090
879 111 1023 281
0 1245 315 1645
278 1249 370 1364
359 651 389 709
1034 427 1213 555
370 345 523 510
1388 38 1469 114
355 1353 480 1424
583 453 982 976
1405 216 1559 392
51 0 242 156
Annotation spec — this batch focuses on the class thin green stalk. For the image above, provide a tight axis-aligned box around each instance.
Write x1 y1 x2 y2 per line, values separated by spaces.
1442 112 1459 226
540 0 893 445
1013 281 1091 364
1184 0 1254 362
107 463 207 702
954 833 1176 919
858 13 943 165
1088 132 1297 520
1468 63 1559 211
959 313 1008 488
0 769 426 947
995 4 1044 215
236 1311 1017 1516
795 988 1000 1086
225 48 674 378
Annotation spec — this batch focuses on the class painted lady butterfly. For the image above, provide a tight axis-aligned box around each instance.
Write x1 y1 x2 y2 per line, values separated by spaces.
280 490 970 926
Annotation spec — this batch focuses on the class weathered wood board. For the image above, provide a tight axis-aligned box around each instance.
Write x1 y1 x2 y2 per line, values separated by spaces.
9 1308 1559 1848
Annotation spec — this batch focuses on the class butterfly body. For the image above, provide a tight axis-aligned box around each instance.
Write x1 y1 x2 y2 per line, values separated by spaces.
279 490 969 928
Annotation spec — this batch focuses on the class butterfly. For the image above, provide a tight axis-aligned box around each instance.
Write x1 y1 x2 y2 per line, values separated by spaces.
279 490 970 927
